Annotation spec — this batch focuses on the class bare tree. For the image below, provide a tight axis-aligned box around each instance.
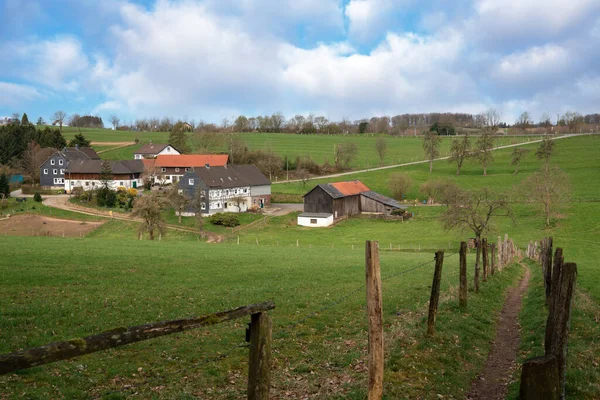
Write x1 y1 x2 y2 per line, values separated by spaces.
515 111 532 130
474 132 494 175
441 187 513 287
535 137 555 167
480 108 501 132
194 131 223 153
22 141 42 185
521 165 570 227
448 134 471 175
419 179 461 205
375 137 388 166
422 131 441 173
334 143 358 170
511 147 529 174
189 185 206 238
296 168 311 188
539 112 552 130
52 111 67 132
231 196 246 212
561 111 583 133
131 193 169 240
168 185 190 224
388 173 412 200
110 115 120 130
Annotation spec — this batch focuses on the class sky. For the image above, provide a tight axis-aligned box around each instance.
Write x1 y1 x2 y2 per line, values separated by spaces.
1 0 599 125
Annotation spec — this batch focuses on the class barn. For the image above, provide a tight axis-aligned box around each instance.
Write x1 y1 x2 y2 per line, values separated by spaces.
299 180 407 226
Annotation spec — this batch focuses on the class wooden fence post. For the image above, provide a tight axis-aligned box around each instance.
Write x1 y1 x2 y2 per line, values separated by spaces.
544 237 553 304
247 312 272 400
545 248 564 353
459 242 467 309
427 251 445 335
504 234 509 266
519 355 560 400
549 262 577 399
490 244 496 275
474 238 481 293
365 241 383 400
497 236 502 269
482 238 488 282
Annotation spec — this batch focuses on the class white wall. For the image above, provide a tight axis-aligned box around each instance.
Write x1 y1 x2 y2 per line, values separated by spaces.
158 146 180 156
297 215 333 227
65 178 142 193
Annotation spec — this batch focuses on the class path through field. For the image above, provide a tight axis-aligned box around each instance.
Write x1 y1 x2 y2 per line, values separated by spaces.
467 262 531 400
274 133 590 184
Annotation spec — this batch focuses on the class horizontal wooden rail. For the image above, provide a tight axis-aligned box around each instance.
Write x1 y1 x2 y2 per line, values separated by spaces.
0 301 275 375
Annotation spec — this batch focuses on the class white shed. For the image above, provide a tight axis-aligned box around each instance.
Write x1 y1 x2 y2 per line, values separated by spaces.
297 212 334 227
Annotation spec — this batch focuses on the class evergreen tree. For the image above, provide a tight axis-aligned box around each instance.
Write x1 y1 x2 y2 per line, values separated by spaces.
68 133 91 147
0 173 10 198
36 117 45 126
169 122 190 153
21 113 30 125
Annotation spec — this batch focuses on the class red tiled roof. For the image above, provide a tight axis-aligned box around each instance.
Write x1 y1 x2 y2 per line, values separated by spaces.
142 159 156 170
155 154 228 168
331 180 370 196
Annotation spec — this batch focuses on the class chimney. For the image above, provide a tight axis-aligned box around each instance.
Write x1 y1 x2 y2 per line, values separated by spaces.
205 163 210 169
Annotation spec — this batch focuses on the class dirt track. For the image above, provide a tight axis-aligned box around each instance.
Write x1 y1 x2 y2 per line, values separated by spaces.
0 214 104 237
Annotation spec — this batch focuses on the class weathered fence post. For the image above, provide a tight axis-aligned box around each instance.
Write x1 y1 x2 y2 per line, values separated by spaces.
247 312 272 400
427 251 445 335
474 238 481 293
459 242 467 309
482 238 488 282
365 241 383 400
504 234 509 266
519 355 560 400
545 248 564 353
497 236 502 269
544 237 553 304
549 262 577 399
490 244 496 275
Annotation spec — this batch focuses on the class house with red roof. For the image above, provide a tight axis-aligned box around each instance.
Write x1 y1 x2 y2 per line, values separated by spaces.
298 180 407 227
143 154 229 185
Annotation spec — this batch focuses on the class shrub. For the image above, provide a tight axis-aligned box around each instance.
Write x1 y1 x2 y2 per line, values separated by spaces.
389 173 412 200
208 212 240 227
33 192 42 202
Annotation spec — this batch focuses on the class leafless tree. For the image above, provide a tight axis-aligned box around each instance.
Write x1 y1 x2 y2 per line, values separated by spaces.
388 173 412 200
110 115 120 130
515 111 532 130
448 134 471 175
535 137 555 167
520 165 570 227
480 108 501 131
296 168 311 188
168 185 190 224
473 132 495 175
375 137 388 166
231 196 246 212
422 131 441 173
22 141 42 185
419 179 461 205
52 111 67 132
562 111 583 133
189 185 206 238
334 142 358 170
131 192 169 240
511 147 529 174
539 112 552 130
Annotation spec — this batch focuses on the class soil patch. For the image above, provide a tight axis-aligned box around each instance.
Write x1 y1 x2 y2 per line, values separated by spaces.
0 214 104 237
467 263 531 400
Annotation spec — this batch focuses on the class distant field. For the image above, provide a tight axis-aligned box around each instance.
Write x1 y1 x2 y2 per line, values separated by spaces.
60 126 168 143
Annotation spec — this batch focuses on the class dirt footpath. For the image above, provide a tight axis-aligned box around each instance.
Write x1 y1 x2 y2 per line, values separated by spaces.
467 263 531 400
0 214 104 237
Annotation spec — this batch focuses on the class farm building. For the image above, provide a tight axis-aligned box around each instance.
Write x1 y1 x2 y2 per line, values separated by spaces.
143 154 229 185
178 164 271 216
64 160 144 192
298 180 407 227
133 143 181 159
40 147 100 188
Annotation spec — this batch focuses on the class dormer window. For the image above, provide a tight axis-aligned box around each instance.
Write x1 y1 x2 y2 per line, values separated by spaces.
185 168 190 172
175 168 180 172
161 168 166 172
189 179 194 185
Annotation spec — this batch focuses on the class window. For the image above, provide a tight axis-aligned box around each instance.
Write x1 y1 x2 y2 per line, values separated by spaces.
161 167 166 172
225 189 229 195
310 219 317 224
85 181 90 186
58 159 63 165
119 181 124 186
189 179 194 185
185 168 190 172
60 169 64 174
53 169 58 174
175 168 180 172
244 188 248 193
201 203 206 210
224 202 228 208
51 159 55 165
53 178 64 184
217 202 221 208
43 169 48 174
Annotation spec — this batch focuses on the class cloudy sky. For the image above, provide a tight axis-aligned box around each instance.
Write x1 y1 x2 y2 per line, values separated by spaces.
1 0 599 124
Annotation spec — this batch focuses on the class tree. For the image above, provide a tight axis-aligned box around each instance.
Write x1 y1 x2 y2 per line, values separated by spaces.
535 137 555 167
21 113 29 126
99 160 113 189
358 121 368 134
231 196 246 212
0 172 10 199
480 108 501 131
168 185 190 224
515 111 532 130
419 179 461 205
36 117 45 126
375 137 388 166
234 115 250 132
474 132 494 175
511 147 529 174
68 133 91 147
169 122 190 153
388 173 412 200
110 115 120 130
189 185 206 238
448 134 471 175
22 141 42 185
539 112 552 129
11 113 21 124
334 142 358 170
297 168 310 188
429 121 455 136
52 111 67 132
441 187 513 288
521 165 570 227
422 131 441 173
561 111 583 133
131 193 168 240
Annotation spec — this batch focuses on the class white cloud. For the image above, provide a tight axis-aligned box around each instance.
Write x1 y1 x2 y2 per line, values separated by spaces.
345 0 411 43
0 82 42 107
492 45 573 84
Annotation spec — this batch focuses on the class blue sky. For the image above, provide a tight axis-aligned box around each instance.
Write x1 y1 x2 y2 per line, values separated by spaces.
1 0 599 125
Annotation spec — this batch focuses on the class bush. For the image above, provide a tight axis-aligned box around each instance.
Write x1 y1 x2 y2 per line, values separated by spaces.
33 192 43 202
208 212 240 227
389 173 412 200
97 187 117 208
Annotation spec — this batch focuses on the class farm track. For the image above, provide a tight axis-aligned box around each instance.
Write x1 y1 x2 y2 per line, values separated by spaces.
467 261 531 400
274 133 591 184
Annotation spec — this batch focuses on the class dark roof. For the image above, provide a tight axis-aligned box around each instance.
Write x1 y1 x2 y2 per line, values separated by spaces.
135 143 174 155
361 190 407 209
299 212 333 218
183 165 270 188
66 160 144 174
62 147 100 160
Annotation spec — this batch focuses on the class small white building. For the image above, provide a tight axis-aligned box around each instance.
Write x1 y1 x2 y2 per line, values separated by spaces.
134 143 180 159
297 212 334 227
